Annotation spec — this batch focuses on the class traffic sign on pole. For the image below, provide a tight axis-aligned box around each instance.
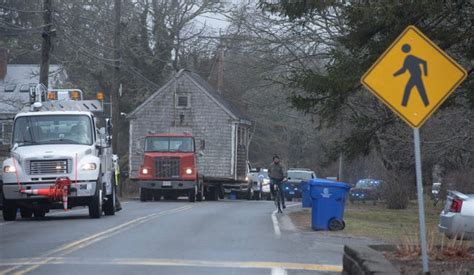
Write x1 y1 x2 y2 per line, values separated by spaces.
361 25 468 275
361 25 467 128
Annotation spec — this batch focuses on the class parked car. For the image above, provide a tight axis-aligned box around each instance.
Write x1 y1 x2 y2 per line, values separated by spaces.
254 169 272 200
285 169 317 201
438 190 474 239
247 167 266 200
349 179 383 204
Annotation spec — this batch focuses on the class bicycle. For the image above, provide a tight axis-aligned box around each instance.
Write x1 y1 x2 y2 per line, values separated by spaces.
273 181 285 214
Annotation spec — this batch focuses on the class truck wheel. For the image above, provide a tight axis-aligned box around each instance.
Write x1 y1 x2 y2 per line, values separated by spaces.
188 186 196 202
196 191 203 202
247 188 254 200
204 188 215 201
2 200 17 221
103 182 116 216
89 184 103 219
20 208 33 218
139 187 148 202
153 191 161 201
196 176 204 202
254 191 261 200
33 209 46 218
197 182 204 202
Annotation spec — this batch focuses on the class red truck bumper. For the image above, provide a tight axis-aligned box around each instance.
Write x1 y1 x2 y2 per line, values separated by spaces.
137 180 195 190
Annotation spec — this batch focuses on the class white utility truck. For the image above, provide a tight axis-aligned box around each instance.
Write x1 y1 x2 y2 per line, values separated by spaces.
1 85 118 220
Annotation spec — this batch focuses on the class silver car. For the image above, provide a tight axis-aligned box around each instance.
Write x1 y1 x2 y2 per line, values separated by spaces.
438 190 474 239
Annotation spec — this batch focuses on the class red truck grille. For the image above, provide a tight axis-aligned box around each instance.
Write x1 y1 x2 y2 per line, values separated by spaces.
155 157 180 178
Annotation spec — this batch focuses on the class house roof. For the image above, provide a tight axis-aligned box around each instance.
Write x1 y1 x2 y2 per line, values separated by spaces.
128 69 250 124
0 64 65 87
0 64 67 113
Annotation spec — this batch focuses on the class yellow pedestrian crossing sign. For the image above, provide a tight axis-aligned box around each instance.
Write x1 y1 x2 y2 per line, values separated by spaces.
361 25 467 128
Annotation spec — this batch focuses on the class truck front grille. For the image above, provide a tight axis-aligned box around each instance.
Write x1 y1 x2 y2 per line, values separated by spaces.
155 157 180 178
28 159 70 175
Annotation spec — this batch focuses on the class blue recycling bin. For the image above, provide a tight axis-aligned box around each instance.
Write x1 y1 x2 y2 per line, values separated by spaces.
300 181 312 208
310 179 351 231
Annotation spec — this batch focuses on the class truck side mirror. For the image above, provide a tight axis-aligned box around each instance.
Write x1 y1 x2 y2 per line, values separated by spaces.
105 118 112 145
197 150 204 157
97 127 107 148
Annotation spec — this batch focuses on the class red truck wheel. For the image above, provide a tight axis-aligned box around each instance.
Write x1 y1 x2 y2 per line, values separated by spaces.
188 185 197 202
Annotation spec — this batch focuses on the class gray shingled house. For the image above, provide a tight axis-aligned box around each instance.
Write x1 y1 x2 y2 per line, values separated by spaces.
127 69 251 183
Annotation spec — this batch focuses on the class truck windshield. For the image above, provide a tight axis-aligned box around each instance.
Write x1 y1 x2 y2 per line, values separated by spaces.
145 137 194 152
13 115 93 146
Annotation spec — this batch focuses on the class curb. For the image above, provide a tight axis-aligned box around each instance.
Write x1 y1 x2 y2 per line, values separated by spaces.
343 245 400 274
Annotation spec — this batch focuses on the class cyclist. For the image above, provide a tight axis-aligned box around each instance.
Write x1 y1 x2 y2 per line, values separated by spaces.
268 155 287 209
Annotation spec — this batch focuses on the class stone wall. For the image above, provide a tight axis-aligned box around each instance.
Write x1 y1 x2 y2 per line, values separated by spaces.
343 245 400 275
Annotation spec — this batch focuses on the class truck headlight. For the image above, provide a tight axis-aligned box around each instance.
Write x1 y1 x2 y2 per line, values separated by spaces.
3 165 16 173
141 168 149 175
81 163 97 170
185 168 192 175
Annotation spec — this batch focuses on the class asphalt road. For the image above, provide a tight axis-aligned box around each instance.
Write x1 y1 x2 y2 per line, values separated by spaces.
0 199 369 275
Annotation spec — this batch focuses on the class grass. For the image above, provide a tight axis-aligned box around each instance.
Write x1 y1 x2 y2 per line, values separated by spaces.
342 199 442 242
289 196 473 245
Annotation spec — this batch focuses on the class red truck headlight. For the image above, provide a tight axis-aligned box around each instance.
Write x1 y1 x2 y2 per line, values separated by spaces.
141 167 149 175
185 168 193 175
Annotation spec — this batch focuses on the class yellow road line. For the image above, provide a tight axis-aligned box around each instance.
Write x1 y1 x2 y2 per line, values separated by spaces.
0 257 342 272
1 205 194 275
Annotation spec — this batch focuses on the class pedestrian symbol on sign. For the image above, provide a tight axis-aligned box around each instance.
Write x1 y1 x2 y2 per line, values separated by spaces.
361 25 467 128
393 44 429 107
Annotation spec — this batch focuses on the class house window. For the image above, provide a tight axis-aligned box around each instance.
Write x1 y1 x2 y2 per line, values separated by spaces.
5 84 16 93
237 127 242 145
19 84 30 93
176 94 190 108
238 126 247 146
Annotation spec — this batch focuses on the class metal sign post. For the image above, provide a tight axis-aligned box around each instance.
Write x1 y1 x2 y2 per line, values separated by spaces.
361 25 468 275
413 128 429 274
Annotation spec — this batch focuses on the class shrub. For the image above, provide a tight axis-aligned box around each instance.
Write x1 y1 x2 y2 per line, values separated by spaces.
380 169 414 209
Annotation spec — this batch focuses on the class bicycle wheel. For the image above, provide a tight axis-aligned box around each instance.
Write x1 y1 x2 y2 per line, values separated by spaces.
275 187 283 213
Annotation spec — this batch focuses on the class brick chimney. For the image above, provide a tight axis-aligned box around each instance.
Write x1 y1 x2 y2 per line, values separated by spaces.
0 48 7 80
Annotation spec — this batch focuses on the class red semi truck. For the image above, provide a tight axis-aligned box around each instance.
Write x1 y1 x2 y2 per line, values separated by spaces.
137 133 212 202
136 132 253 202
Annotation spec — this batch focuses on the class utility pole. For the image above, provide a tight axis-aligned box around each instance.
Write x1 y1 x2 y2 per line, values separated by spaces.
111 0 121 153
111 0 122 193
39 0 52 87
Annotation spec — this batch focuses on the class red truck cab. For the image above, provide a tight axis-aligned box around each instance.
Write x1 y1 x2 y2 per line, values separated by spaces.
137 133 202 202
